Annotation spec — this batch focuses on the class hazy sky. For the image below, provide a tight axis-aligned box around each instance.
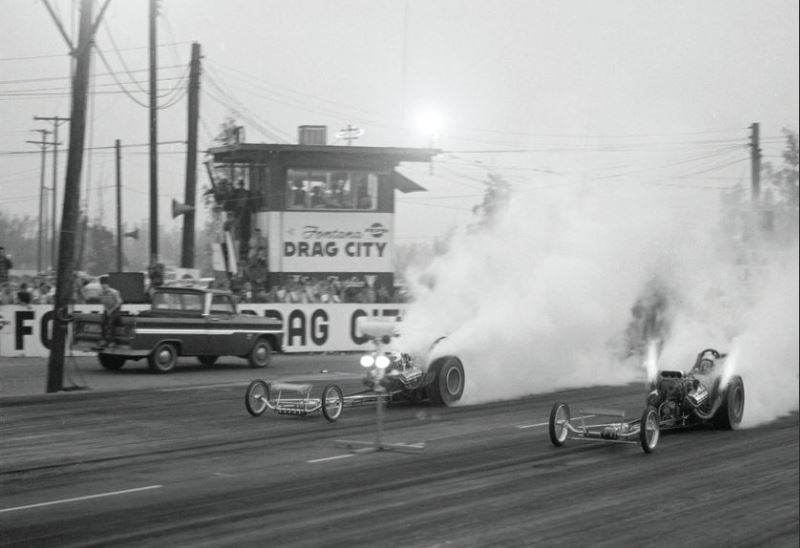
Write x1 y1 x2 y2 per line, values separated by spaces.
1 0 798 244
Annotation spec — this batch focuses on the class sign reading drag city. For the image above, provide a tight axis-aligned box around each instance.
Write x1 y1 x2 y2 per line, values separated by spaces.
274 211 393 273
0 303 405 357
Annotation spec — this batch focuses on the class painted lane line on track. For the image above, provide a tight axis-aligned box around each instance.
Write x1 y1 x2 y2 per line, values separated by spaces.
0 485 163 514
307 454 355 464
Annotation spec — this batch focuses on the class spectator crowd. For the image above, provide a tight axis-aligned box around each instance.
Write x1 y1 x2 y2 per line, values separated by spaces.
222 273 406 304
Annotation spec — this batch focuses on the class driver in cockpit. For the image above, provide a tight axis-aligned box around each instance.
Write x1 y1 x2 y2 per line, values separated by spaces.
693 351 717 374
688 349 727 404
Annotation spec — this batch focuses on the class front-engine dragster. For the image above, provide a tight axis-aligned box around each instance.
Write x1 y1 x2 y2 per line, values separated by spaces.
244 318 465 422
646 347 745 430
547 347 744 454
357 320 464 407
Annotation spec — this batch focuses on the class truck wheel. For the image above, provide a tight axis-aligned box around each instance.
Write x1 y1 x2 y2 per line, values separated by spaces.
425 356 464 406
639 406 660 454
549 402 570 447
245 380 270 416
321 384 344 422
98 354 126 371
148 342 178 373
247 339 272 368
714 375 745 430
197 356 218 366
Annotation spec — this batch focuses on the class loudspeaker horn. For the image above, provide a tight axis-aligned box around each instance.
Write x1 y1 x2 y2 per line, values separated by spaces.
123 228 139 240
172 199 195 218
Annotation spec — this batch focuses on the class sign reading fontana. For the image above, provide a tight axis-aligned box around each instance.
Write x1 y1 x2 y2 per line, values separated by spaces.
264 211 394 273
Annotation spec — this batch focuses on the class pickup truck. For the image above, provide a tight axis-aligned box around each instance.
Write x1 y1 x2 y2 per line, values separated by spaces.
72 287 283 373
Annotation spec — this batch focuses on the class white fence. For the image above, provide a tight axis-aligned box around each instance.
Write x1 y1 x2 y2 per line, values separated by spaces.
0 303 405 357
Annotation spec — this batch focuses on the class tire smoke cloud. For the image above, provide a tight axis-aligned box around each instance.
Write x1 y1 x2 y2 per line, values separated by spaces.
398 181 798 426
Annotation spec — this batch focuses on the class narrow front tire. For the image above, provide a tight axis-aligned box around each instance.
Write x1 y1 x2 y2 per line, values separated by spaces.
549 402 570 447
245 380 270 416
639 406 660 454
321 384 344 422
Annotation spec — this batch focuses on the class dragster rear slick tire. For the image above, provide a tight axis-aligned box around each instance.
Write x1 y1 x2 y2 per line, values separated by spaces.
714 375 745 430
321 384 344 422
549 402 570 447
639 406 660 454
245 380 270 416
425 356 465 406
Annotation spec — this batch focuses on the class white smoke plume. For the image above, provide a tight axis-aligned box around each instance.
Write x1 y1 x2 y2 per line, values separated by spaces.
398 180 799 427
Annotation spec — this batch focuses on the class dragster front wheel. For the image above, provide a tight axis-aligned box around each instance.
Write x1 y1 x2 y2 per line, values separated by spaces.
548 402 570 447
245 380 270 416
639 406 660 454
321 384 344 422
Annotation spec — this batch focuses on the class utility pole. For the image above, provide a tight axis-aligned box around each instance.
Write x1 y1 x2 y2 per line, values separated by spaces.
181 42 201 268
46 0 107 393
750 122 761 203
35 115 70 273
149 0 159 264
116 139 123 272
26 129 53 274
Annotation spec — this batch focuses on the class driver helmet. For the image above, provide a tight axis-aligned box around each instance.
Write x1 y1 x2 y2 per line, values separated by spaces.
697 351 716 373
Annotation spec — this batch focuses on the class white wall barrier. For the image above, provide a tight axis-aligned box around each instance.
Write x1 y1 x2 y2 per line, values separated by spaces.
0 303 405 358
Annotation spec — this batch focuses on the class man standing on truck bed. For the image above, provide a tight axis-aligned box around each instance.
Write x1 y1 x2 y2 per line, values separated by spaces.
98 275 123 348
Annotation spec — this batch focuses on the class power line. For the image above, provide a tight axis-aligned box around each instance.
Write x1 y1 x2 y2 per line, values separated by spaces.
0 140 185 155
93 44 189 108
0 42 192 62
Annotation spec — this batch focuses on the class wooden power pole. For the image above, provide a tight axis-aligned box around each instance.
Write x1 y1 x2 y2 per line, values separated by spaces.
116 139 123 272
26 129 52 274
34 115 70 273
750 122 761 203
149 0 159 264
181 42 201 268
46 0 110 393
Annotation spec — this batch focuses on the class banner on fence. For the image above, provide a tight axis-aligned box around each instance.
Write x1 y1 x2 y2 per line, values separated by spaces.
0 304 405 358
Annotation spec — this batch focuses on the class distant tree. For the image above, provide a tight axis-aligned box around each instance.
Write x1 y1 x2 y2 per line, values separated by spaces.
763 128 799 208
0 212 38 271
215 116 244 145
394 241 436 275
81 223 117 274
720 128 799 243
469 173 512 233
202 117 248 211
760 128 799 240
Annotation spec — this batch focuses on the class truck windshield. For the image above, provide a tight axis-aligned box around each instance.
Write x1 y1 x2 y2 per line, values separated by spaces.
152 292 204 312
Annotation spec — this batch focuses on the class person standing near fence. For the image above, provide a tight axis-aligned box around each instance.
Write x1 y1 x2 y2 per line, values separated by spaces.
0 246 12 285
98 275 123 348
